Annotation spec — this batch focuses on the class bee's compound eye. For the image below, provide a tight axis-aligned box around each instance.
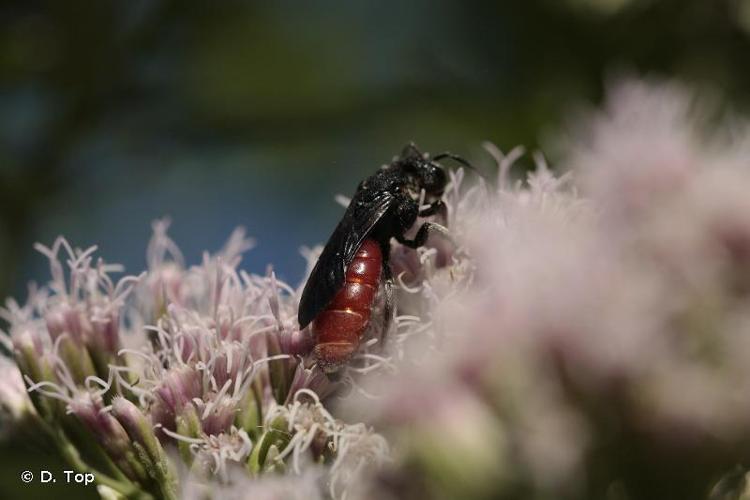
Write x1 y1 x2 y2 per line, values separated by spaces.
423 165 447 194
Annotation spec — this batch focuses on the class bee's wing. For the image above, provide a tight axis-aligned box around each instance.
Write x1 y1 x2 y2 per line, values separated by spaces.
298 191 395 328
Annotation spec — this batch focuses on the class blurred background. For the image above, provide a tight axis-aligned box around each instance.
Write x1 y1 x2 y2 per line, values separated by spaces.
3 0 750 298
3 0 750 497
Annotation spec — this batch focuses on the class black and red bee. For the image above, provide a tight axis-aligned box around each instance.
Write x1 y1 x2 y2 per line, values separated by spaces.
298 143 472 373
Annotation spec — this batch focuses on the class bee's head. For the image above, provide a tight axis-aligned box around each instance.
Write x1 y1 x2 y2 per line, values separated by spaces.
396 143 486 201
397 143 448 201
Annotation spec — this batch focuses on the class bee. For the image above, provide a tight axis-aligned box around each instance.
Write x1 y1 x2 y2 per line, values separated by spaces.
298 143 472 373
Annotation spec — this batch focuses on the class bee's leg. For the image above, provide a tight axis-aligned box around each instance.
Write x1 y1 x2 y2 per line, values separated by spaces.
419 200 448 227
381 264 395 348
418 199 446 218
396 222 453 249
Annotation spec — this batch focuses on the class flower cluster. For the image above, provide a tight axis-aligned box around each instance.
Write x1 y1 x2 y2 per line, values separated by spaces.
344 80 750 500
0 220 387 499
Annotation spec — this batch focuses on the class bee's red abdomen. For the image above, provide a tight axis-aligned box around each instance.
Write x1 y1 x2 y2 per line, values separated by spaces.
313 238 382 371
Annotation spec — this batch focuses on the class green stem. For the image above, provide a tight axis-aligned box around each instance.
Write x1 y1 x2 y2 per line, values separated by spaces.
56 434 147 498
38 416 151 499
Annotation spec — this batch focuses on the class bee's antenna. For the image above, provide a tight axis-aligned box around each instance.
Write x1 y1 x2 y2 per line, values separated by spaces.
432 152 489 182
